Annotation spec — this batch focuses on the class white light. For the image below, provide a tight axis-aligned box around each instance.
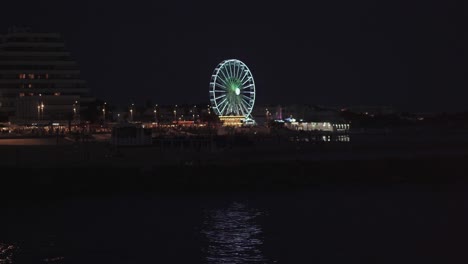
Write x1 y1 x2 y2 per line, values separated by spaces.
235 87 240 95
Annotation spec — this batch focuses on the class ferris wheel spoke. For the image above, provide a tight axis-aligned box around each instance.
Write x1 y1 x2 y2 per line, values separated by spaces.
243 102 251 116
230 63 236 81
216 97 228 109
224 64 231 81
219 68 230 84
233 63 238 80
241 96 252 107
230 62 235 80
238 106 244 116
214 94 226 100
239 65 245 81
237 65 244 81
242 83 254 90
241 92 255 97
242 77 252 85
241 94 254 105
227 62 232 80
240 99 251 116
222 71 229 85
216 74 229 87
238 101 247 116
224 69 232 82
218 97 228 106
239 69 249 84
214 82 228 90
232 104 238 115
241 104 252 117
241 94 251 100
218 68 226 79
239 105 245 116
235 63 241 80
219 99 229 115
216 74 228 84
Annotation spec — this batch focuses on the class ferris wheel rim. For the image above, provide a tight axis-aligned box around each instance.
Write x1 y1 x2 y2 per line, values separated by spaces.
209 59 256 117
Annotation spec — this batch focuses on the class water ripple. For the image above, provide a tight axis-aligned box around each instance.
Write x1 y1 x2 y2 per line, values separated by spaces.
202 202 267 264
0 243 16 264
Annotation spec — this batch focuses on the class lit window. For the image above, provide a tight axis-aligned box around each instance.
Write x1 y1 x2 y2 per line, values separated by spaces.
45 74 49 79
18 74 26 79
29 93 34 96
19 93 25 97
28 84 33 88
54 92 60 96
28 74 35 79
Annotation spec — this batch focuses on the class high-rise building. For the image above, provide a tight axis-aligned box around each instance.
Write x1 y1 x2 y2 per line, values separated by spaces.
0 27 94 125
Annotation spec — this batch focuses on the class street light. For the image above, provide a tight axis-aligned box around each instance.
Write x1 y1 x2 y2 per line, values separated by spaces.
40 102 44 120
72 100 79 125
192 105 196 121
128 103 134 122
102 102 106 121
153 103 158 124
73 107 76 123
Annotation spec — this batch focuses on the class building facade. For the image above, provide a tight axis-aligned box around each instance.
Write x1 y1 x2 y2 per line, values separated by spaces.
0 27 93 125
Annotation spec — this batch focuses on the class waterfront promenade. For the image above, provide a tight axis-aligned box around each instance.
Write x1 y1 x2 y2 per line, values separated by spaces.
1 127 467 198
1 128 468 168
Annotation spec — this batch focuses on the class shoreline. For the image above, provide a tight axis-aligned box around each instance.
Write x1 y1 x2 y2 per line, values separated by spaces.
1 155 467 201
1 130 467 199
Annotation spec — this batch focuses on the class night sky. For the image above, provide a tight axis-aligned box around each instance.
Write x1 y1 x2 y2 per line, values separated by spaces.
1 0 466 112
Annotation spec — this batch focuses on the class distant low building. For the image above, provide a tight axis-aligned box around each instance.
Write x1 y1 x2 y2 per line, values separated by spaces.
219 115 244 127
254 104 346 125
285 121 350 132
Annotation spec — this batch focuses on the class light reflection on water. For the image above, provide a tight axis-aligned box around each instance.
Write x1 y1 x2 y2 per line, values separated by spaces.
0 243 16 264
201 202 268 264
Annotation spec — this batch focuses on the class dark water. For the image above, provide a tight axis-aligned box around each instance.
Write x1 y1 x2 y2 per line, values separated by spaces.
0 185 465 263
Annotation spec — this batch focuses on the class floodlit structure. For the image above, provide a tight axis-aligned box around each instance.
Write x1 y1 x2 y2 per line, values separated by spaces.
209 59 256 125
285 121 350 132
218 115 245 127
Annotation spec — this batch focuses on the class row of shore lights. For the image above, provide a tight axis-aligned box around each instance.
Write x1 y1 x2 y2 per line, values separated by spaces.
36 100 79 121
116 104 212 122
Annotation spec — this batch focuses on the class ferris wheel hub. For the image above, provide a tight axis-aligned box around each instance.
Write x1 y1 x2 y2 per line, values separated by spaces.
235 87 240 95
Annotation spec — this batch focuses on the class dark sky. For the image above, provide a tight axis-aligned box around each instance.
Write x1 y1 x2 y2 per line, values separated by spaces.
1 0 466 112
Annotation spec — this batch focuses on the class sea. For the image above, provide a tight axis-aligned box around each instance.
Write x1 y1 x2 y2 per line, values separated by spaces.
0 184 464 263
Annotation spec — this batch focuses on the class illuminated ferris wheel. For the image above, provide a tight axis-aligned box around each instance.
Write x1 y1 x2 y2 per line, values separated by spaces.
209 59 256 117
